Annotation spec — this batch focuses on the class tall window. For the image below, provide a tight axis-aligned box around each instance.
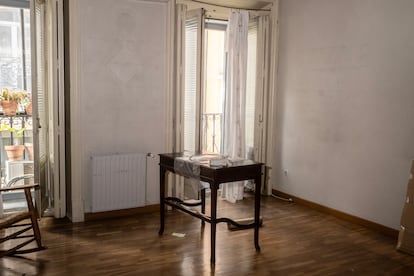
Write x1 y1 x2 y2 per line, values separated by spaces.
0 0 67 218
202 20 226 154
0 5 33 213
184 16 258 157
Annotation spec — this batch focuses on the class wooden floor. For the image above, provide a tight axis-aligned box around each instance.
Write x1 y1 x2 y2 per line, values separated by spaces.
2 194 414 275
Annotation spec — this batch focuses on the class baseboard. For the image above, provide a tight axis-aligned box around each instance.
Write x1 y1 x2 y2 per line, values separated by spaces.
272 189 399 239
84 204 159 221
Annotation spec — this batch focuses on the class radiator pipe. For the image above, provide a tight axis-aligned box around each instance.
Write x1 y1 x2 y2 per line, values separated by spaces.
271 194 294 203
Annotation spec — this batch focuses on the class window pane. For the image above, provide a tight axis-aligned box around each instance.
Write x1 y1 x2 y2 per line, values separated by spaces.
202 27 226 154
0 8 20 22
0 25 12 55
0 7 23 90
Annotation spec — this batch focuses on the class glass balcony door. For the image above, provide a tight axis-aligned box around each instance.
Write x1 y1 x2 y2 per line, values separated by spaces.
0 0 66 218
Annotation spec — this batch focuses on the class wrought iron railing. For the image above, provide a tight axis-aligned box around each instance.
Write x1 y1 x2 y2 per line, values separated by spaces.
201 113 223 154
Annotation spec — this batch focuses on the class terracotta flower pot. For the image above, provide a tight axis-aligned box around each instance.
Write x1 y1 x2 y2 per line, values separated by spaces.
5 145 25 161
0 100 18 116
26 102 32 115
25 142 33 160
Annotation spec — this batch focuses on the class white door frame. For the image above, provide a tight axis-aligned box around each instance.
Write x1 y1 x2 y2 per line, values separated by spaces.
67 0 84 222
51 0 66 218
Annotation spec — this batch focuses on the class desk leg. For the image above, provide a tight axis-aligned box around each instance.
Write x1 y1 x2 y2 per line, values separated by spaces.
210 183 217 264
159 166 166 235
254 173 262 251
201 188 206 226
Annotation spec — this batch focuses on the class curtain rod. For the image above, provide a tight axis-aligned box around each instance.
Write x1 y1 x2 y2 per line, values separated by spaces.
190 0 271 12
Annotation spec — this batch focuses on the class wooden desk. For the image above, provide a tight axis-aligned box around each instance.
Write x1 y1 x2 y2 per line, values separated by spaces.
158 152 263 264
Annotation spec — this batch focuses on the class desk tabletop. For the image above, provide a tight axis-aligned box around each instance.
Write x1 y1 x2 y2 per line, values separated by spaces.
159 152 262 168
159 153 263 184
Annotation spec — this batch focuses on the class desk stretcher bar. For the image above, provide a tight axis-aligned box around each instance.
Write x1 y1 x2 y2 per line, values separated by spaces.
164 196 261 230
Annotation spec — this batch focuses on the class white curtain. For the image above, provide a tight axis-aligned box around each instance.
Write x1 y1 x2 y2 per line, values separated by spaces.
221 9 249 203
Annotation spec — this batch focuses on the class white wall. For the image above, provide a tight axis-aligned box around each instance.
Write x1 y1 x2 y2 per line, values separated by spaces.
273 0 414 229
75 0 168 213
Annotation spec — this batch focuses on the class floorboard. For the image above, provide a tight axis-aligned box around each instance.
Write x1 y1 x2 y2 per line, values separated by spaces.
1 194 414 275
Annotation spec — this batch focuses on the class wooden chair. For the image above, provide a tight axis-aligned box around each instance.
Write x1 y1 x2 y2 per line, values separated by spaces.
0 183 45 257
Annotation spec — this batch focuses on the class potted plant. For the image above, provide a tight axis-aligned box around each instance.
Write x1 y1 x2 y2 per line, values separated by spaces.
0 88 28 116
21 92 32 115
0 124 26 161
24 142 33 160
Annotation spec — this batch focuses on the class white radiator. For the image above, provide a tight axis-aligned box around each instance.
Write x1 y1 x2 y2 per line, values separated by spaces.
91 153 147 212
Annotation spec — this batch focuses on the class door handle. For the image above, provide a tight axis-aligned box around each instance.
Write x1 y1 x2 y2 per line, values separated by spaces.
36 117 42 128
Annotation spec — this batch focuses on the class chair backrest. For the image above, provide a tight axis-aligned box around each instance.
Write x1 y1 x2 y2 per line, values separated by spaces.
0 174 35 217
5 174 35 187
0 183 45 257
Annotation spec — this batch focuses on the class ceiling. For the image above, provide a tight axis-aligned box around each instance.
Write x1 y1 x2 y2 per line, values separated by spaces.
197 0 273 10
182 0 273 20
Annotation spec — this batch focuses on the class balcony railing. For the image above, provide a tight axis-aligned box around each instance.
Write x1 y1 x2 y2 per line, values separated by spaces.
201 113 223 154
